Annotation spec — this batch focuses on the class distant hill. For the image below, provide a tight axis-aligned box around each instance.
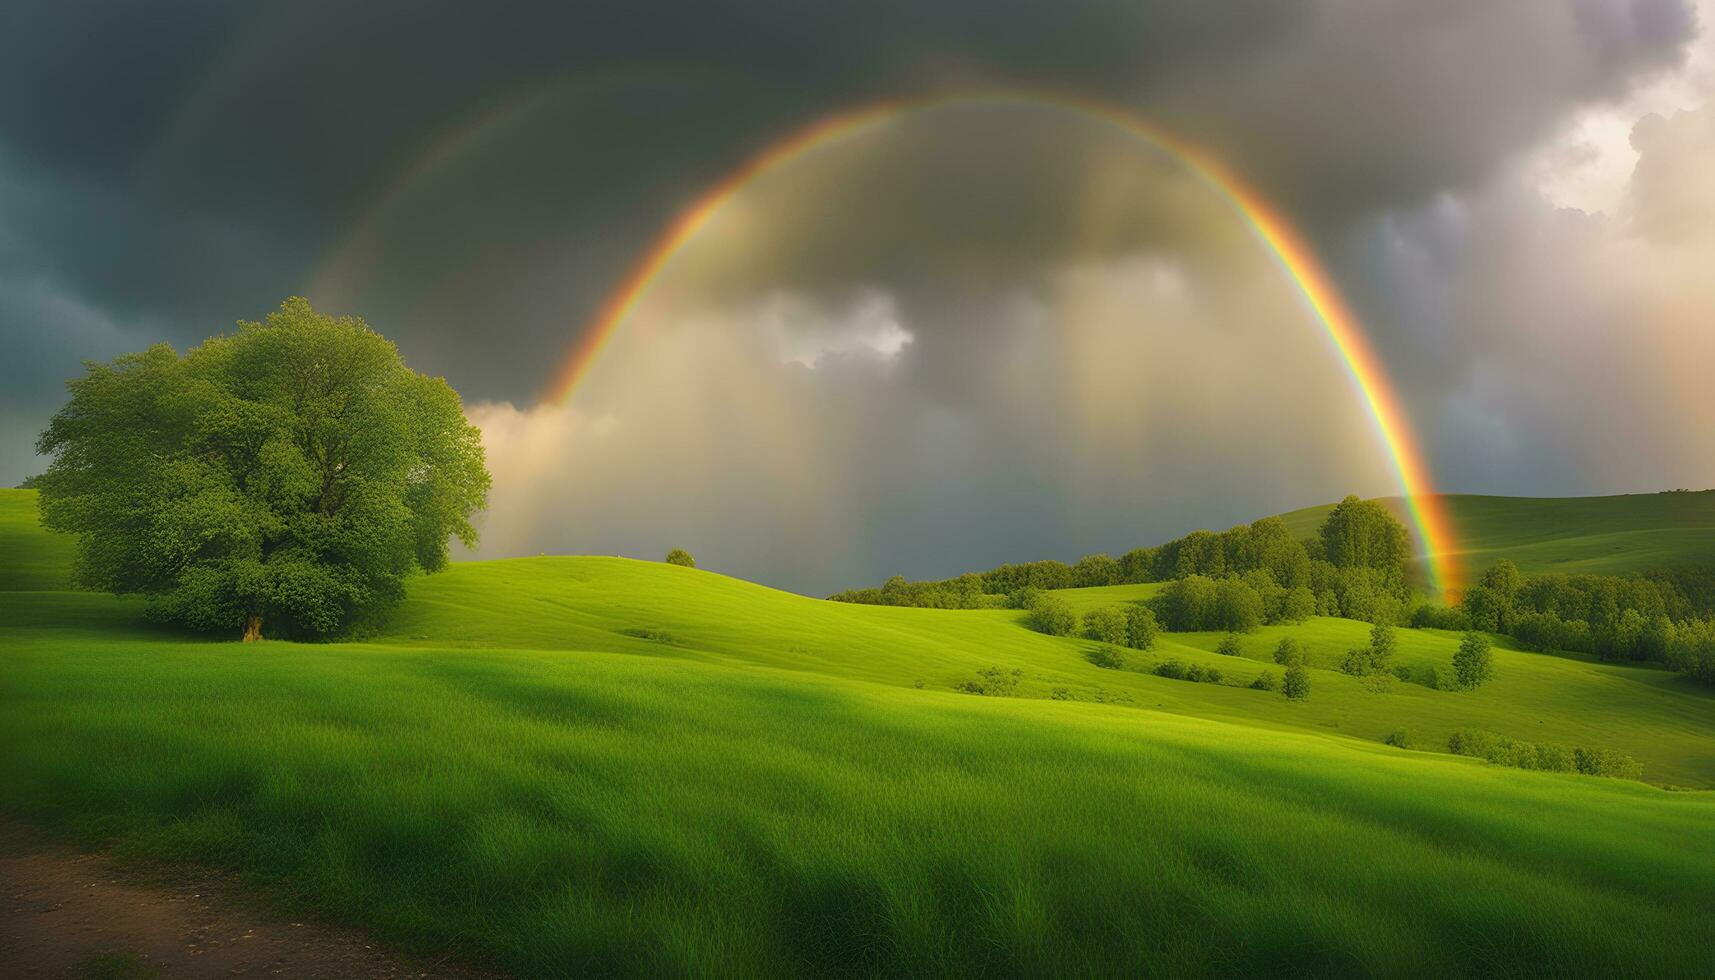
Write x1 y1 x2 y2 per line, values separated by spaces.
1278 491 1715 578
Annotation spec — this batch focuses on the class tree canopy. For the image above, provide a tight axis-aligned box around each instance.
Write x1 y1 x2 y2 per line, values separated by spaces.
35 298 490 639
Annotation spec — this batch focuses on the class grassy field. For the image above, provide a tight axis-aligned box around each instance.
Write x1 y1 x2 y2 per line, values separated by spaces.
1280 490 1715 579
4 489 1714 975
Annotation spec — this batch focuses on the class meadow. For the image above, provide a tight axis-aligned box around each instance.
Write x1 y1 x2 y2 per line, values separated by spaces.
3 488 1714 976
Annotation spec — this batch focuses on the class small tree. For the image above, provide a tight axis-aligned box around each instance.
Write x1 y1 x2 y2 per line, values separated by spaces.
1453 631 1494 690
1282 663 1311 701
1216 633 1243 657
1273 636 1305 667
1025 595 1077 637
1369 621 1397 667
1083 606 1127 645
1124 605 1159 650
665 548 696 568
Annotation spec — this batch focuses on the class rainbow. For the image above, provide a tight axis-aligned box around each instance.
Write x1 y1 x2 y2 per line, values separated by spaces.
537 92 1460 595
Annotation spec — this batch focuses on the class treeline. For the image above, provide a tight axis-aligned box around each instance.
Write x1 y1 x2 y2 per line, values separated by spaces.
831 496 1412 622
1416 560 1715 686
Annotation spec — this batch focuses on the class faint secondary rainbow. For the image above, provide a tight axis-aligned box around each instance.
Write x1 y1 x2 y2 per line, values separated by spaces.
541 92 1461 595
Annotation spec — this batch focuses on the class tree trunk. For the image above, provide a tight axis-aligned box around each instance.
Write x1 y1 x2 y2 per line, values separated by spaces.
242 614 263 643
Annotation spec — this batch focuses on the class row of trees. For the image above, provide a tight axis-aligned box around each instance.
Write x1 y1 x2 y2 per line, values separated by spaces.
1421 559 1715 684
831 496 1416 610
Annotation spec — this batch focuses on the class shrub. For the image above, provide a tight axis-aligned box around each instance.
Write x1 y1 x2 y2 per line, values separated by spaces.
1412 603 1472 631
1340 648 1372 676
1049 686 1073 700
1216 633 1243 657
1154 659 1189 681
1273 637 1305 667
1151 575 1218 631
1084 606 1128 645
665 548 696 568
1361 672 1393 693
1024 596 1077 637
1448 729 1500 758
1202 666 1224 684
1185 663 1208 683
1667 617 1715 685
1088 644 1127 669
1007 586 1044 610
1249 670 1280 692
1073 553 1121 588
1384 730 1412 748
1282 664 1310 701
1124 605 1159 650
1212 577 1265 632
1453 631 1494 690
957 666 1022 697
1575 747 1643 780
1281 586 1317 623
1534 743 1576 772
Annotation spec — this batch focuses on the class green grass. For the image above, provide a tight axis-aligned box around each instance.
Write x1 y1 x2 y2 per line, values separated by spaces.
4 488 1715 975
1280 490 1715 578
0 488 74 590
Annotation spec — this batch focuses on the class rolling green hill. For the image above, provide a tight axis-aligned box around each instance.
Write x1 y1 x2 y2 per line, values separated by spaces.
3 487 1714 976
1280 490 1715 578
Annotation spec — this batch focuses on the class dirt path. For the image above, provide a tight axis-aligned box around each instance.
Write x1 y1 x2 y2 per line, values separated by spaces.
0 824 501 979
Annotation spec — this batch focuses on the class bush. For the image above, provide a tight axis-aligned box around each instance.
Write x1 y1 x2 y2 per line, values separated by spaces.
1073 553 1121 588
1123 605 1159 651
1088 644 1127 669
1273 637 1305 667
1024 596 1077 637
1340 648 1373 676
1453 631 1494 690
1281 586 1317 623
1154 659 1188 680
957 666 1022 697
1412 603 1472 631
1084 606 1128 645
1282 664 1310 701
1202 666 1223 684
1216 633 1243 657
1007 586 1044 610
1249 670 1280 692
1213 577 1265 632
1384 730 1412 748
1534 743 1576 772
1049 686 1074 700
1447 729 1500 758
665 548 696 568
1575 747 1643 780
1667 617 1715 685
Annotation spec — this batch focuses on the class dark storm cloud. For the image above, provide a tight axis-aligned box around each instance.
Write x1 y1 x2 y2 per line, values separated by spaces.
1 1 1692 406
0 0 1706 586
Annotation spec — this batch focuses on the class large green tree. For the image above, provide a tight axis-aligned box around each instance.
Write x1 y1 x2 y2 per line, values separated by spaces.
1319 495 1411 584
35 298 490 640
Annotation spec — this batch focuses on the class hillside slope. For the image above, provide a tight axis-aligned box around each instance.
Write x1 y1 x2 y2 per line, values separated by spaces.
4 590 1713 977
3 488 1714 974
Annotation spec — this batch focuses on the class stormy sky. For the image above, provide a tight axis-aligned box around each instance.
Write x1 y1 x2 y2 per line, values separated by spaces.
4 0 1714 594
